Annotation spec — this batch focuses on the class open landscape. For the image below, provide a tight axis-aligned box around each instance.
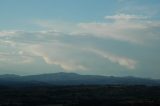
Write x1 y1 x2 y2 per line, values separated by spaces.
0 0 160 105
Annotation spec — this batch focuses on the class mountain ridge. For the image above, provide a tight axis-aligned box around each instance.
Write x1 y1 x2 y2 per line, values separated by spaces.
0 72 159 86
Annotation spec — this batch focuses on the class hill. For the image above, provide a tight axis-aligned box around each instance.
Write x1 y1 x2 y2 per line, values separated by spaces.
0 72 160 86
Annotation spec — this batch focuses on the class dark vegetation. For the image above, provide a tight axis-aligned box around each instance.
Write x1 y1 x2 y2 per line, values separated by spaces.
0 85 160 106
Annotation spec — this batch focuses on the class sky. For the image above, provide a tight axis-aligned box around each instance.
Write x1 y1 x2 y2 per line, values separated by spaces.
0 0 160 79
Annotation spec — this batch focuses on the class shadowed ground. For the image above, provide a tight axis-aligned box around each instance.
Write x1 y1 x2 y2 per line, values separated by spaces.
0 85 160 106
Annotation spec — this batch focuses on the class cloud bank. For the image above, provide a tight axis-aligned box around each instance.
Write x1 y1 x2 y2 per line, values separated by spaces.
0 14 159 71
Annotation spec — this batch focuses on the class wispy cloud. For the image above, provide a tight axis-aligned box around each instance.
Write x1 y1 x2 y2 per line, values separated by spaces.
0 52 33 64
27 43 88 71
0 28 138 71
35 14 159 44
1 14 159 71
0 30 18 37
105 14 147 21
88 48 136 69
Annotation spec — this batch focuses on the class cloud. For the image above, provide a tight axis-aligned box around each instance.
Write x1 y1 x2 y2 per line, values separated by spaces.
0 30 17 37
24 42 136 70
0 52 33 64
75 15 159 44
26 43 88 71
88 48 136 69
77 22 142 44
105 14 147 21
2 13 159 71
0 29 137 70
35 14 159 44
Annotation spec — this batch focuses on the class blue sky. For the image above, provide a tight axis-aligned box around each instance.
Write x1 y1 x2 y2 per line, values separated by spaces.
0 0 160 79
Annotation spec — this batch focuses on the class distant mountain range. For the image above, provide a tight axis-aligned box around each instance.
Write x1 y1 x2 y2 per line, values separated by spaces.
0 72 160 87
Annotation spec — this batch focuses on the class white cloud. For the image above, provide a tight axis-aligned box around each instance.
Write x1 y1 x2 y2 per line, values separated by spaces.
105 14 147 21
0 30 17 37
27 43 88 71
75 15 159 44
0 52 33 64
88 48 136 69
1 17 158 71
34 14 159 44
2 14 159 71
77 22 141 44
23 42 137 70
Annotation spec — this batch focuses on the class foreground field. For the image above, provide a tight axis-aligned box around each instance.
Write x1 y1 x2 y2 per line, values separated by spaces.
0 85 160 106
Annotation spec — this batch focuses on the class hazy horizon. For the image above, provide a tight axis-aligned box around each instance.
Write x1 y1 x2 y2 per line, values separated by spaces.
0 0 160 79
